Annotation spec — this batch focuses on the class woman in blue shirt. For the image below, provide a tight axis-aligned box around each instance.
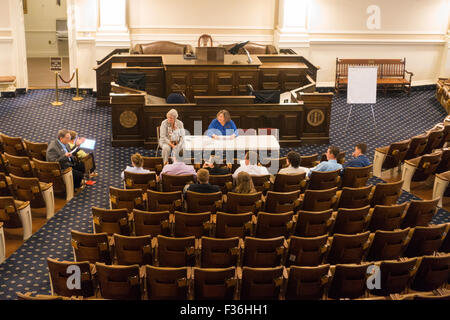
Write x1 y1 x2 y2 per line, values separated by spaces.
207 109 238 139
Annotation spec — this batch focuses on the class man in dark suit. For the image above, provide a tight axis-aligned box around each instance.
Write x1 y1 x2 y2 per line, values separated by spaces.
46 129 85 189
187 169 220 193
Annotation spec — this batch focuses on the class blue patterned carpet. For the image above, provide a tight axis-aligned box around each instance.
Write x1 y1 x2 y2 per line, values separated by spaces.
0 88 448 299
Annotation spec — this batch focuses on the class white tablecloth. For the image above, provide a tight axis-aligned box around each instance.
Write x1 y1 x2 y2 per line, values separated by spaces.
183 135 280 152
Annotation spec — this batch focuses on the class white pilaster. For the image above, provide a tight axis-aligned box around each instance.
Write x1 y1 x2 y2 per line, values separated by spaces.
440 29 450 77
96 0 130 49
9 0 28 89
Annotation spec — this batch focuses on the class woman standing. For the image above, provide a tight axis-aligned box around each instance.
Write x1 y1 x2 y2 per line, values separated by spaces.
159 109 184 164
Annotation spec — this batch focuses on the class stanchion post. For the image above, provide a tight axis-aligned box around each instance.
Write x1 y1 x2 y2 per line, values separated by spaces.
51 71 63 106
72 68 83 101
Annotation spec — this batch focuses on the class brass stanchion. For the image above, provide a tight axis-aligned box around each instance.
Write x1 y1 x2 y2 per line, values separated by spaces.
72 68 83 101
51 71 63 106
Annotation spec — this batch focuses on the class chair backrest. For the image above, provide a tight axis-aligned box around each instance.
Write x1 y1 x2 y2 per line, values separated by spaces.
174 211 212 238
92 206 131 236
225 192 263 214
243 236 286 267
301 187 338 212
157 235 196 267
327 264 369 299
215 211 253 238
414 153 443 177
437 123 450 148
142 156 164 174
0 173 11 196
308 169 341 190
0 155 9 175
145 265 189 300
337 185 373 209
300 154 318 168
295 209 333 237
370 180 403 207
9 173 45 207
273 173 307 192
423 128 444 154
185 190 222 214
368 202 408 232
4 153 35 177
147 190 183 213
133 209 170 237
0 196 23 228
404 224 447 257
135 41 193 55
200 236 240 268
251 175 272 194
33 158 67 194
240 266 284 300
341 165 373 188
96 263 141 300
113 234 152 266
382 140 410 169
366 228 411 262
0 133 26 156
71 230 111 264
193 267 237 300
401 199 439 228
285 235 329 267
332 206 371 235
109 186 145 213
436 148 450 173
326 231 371 265
372 258 419 296
23 139 48 161
124 171 157 192
411 254 450 291
264 190 301 213
257 128 280 140
440 225 450 253
261 157 287 172
404 135 428 160
255 211 294 239
208 174 233 194
285 264 330 300
47 258 94 297
161 174 195 192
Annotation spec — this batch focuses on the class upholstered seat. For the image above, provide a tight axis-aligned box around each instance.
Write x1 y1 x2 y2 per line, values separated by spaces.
133 41 194 55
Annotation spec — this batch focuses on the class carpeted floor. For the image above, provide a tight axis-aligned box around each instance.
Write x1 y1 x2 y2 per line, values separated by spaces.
0 88 448 299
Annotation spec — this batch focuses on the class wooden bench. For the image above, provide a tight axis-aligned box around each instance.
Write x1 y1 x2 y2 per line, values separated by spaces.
437 78 450 113
335 58 413 96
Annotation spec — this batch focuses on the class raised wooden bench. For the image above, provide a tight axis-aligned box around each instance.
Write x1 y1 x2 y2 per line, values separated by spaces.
335 58 413 96
437 78 450 113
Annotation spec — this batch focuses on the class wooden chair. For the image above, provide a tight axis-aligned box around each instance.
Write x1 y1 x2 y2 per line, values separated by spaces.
331 206 371 235
264 190 301 213
308 170 341 190
91 207 131 236
0 196 32 241
0 133 26 156
142 156 164 175
326 231 371 265
123 171 157 192
133 209 171 237
401 199 439 228
403 134 428 160
273 173 307 192
70 230 111 264
422 128 444 155
185 190 222 214
174 211 212 238
373 140 410 177
145 265 189 300
404 224 447 257
402 152 442 192
109 186 145 213
261 157 287 171
0 154 9 174
300 154 319 168
367 203 408 232
193 267 237 300
146 190 183 213
336 185 373 209
0 172 11 196
156 235 196 267
341 165 373 188
437 123 450 149
370 258 419 296
4 153 35 177
209 174 233 194
240 266 284 300
294 209 334 237
96 262 142 300
113 234 152 266
224 192 262 214
327 264 369 299
33 158 73 201
255 211 294 239
251 175 272 194
370 180 403 207
299 187 338 212
16 292 64 300
285 235 329 267
365 228 411 262
440 225 450 253
435 148 450 173
47 258 95 298
285 264 330 300
200 236 240 268
23 139 47 161
161 174 195 192
215 211 253 238
410 254 450 291
9 173 54 220
242 236 286 268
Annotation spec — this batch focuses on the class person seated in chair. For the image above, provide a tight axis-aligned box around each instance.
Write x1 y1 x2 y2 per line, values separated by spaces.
203 155 230 175
187 169 220 193
121 153 153 181
46 129 85 190
68 130 98 178
344 143 371 168
232 151 269 179
206 109 238 139
307 146 343 177
159 108 185 165
159 149 197 182
233 171 257 194
279 151 310 176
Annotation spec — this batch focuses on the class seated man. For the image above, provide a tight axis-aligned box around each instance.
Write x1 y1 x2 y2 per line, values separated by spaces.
159 150 197 181
187 168 220 193
46 129 85 189
202 155 230 175
307 145 343 177
344 143 371 168
279 151 310 175
232 151 270 179
121 153 154 181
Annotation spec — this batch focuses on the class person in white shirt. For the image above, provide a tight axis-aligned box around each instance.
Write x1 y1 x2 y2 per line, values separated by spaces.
279 151 310 176
121 153 154 181
232 151 270 179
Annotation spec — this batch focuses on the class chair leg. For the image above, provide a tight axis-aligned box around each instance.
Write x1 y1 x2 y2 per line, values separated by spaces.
373 151 386 177
17 203 33 240
401 163 417 192
42 187 55 220
62 171 74 201
432 176 449 208
0 224 5 264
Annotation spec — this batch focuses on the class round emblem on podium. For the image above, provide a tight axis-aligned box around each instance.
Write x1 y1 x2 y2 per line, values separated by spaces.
119 110 138 128
306 109 325 127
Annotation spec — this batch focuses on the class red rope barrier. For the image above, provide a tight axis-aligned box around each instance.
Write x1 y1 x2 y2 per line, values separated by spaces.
58 71 76 84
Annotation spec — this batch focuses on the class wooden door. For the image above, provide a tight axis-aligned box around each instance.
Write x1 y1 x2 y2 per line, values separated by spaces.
235 71 258 95
214 72 234 95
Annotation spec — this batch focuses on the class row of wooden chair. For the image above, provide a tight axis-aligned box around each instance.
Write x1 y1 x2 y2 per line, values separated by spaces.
0 132 48 161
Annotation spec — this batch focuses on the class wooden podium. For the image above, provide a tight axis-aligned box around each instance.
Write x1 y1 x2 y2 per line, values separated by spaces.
196 47 225 62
